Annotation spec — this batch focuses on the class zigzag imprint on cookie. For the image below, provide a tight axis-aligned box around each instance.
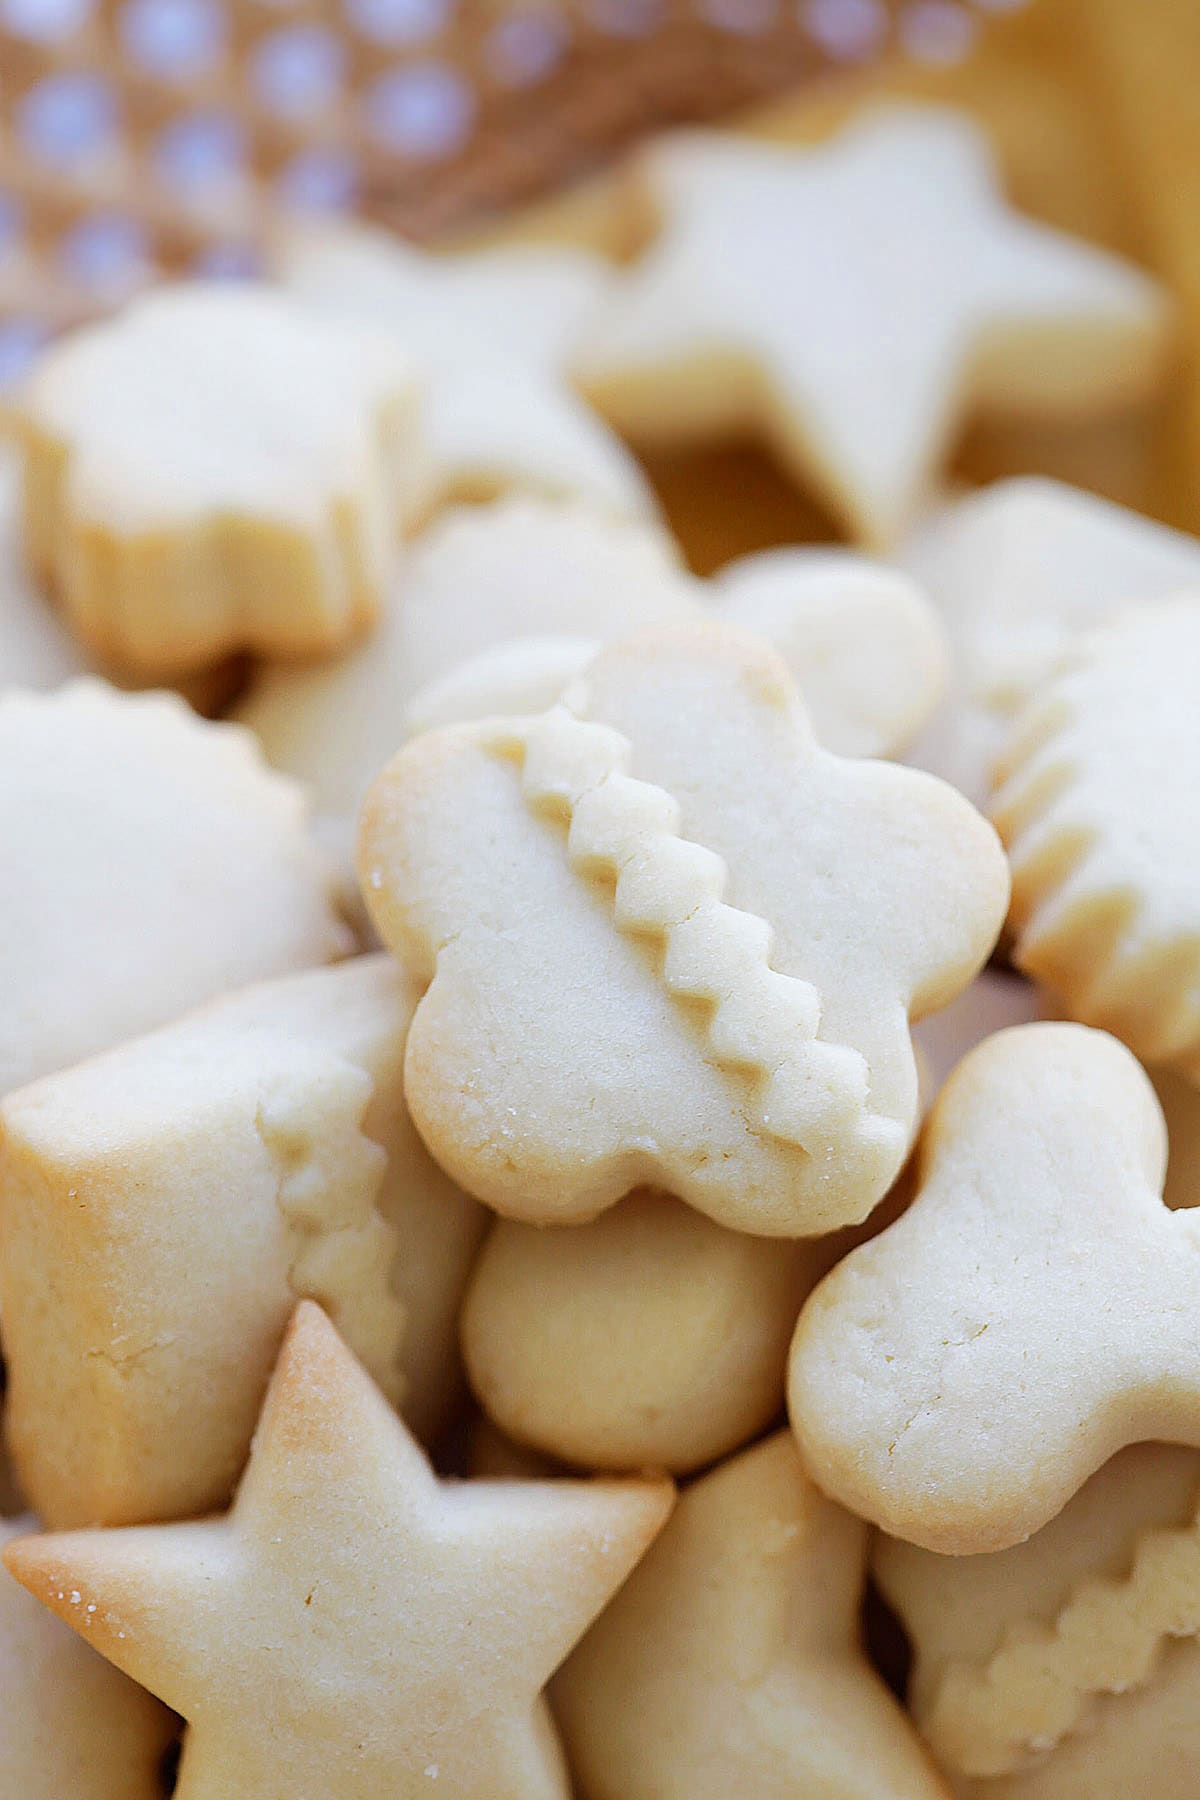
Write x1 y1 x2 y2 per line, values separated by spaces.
924 1489 1200 1779
488 704 904 1165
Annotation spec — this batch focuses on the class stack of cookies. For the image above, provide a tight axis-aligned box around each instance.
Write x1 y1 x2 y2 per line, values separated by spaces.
1 95 1198 1800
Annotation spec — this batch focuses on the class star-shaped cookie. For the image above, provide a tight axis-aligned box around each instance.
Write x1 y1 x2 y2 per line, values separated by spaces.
901 477 1200 802
553 1430 950 1800
790 1021 1200 1555
239 497 947 820
5 1302 674 1800
0 955 485 1528
1 1513 175 1800
875 1443 1200 1798
359 620 1007 1236
993 597 1200 1075
279 225 653 522
575 106 1169 546
15 282 423 679
0 680 350 1100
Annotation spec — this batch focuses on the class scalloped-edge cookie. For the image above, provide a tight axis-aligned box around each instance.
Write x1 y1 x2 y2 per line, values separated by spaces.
1 1513 175 1800
14 282 423 679
0 679 350 1099
553 1430 951 1800
360 620 1007 1237
461 1190 840 1474
789 1021 1200 1556
4 1302 674 1800
278 225 653 522
573 106 1169 546
0 955 485 1528
992 597 1200 1074
238 498 947 819
875 1443 1200 1797
901 478 1200 804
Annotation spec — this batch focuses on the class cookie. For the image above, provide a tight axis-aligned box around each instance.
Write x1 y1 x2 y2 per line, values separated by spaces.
0 1513 175 1800
0 448 87 693
992 598 1200 1073
15 283 423 679
0 679 350 1099
461 1190 836 1474
360 620 1007 1236
553 1430 951 1800
279 225 652 521
902 478 1200 802
574 106 1169 546
875 1442 1200 1797
0 955 485 1527
789 1021 1200 1555
4 1302 674 1800
912 967 1045 1097
239 498 946 820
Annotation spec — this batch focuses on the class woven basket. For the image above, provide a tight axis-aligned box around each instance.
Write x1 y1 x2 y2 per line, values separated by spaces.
0 0 1027 377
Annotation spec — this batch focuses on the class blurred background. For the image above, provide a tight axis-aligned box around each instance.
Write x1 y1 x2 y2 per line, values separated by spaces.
1 0 1197 558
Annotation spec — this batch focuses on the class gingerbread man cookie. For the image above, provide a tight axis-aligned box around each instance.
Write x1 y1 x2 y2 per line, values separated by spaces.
0 679 350 1099
15 283 423 678
0 956 485 1527
4 1302 673 1800
553 1430 950 1800
993 598 1200 1075
279 225 652 521
360 621 1007 1236
790 1022 1200 1555
575 106 1169 546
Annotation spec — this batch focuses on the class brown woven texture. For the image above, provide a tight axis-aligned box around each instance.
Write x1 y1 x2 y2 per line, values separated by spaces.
0 0 1013 357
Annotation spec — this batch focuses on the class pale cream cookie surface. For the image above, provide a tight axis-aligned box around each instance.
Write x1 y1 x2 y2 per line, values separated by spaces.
0 956 485 1528
461 1190 835 1474
0 679 350 1099
15 283 423 678
553 1430 951 1800
993 597 1200 1076
574 106 1169 546
0 1513 175 1800
238 497 946 820
4 1303 673 1800
278 226 653 521
360 621 1007 1237
901 478 1200 805
790 1021 1200 1555
876 1443 1200 1799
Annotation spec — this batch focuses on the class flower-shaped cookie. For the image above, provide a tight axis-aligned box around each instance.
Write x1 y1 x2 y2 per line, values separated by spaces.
902 479 1200 803
279 225 652 520
876 1443 1200 1797
790 1021 1200 1555
0 956 485 1528
1 1514 175 1800
575 106 1169 546
5 1302 674 1800
360 621 1007 1236
553 1430 950 1800
16 283 422 678
992 598 1200 1074
462 1190 837 1473
239 497 946 819
0 680 349 1099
